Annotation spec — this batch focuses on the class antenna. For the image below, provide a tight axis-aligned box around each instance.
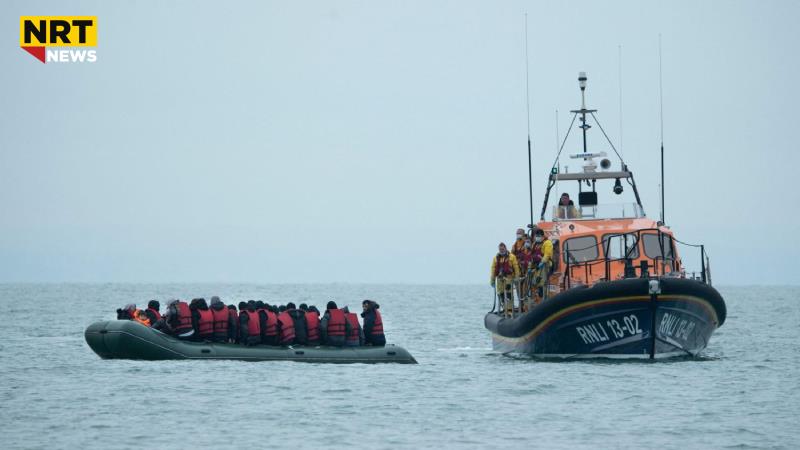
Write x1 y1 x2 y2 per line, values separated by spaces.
658 34 665 224
524 13 534 229
618 44 624 159
555 109 560 200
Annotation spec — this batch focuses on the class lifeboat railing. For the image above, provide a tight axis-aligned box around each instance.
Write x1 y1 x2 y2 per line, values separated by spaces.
562 228 712 289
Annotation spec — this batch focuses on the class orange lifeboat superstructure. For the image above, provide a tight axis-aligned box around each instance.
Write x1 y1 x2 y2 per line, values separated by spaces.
484 73 726 359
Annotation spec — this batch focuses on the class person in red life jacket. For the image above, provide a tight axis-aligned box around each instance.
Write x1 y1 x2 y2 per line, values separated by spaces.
361 300 386 347
320 301 350 347
286 302 308 346
144 300 162 326
343 306 364 347
238 301 261 346
261 304 280 346
276 305 296 346
190 298 214 341
300 304 321 346
490 242 521 313
515 239 535 302
165 299 195 339
209 296 230 343
511 228 527 256
227 304 239 343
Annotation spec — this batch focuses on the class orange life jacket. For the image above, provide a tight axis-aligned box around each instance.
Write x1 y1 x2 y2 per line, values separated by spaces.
345 312 360 344
211 308 229 338
278 311 295 344
326 309 346 337
196 309 214 337
133 309 151 327
241 310 260 337
174 302 193 334
305 311 320 342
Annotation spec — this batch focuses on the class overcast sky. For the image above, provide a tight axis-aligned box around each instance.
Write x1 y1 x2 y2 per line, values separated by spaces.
1 0 798 284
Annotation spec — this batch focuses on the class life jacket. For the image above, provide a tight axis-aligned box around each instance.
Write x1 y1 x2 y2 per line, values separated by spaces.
345 312 360 344
174 301 193 334
196 309 214 337
263 310 278 337
517 248 534 270
305 311 320 342
211 307 229 337
242 310 260 337
512 238 526 255
278 311 295 344
326 308 346 337
370 310 384 337
494 254 514 277
147 307 162 322
133 309 151 327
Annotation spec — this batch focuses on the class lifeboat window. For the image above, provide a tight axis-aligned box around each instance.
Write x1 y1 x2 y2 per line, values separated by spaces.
602 233 640 260
563 235 599 263
642 234 675 260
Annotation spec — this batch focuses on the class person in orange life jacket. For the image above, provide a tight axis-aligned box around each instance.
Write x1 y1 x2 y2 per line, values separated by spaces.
361 299 386 347
116 303 136 320
300 304 321 345
190 298 214 341
209 296 232 343
227 304 239 343
238 301 261 346
255 301 279 346
342 306 364 347
144 300 161 326
511 228 527 256
490 242 521 307
320 301 351 347
286 302 308 345
164 299 195 339
276 303 297 346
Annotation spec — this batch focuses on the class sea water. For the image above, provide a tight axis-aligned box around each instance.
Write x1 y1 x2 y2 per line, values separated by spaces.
0 284 797 449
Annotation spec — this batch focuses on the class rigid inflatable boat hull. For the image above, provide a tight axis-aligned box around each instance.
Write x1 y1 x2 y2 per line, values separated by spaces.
85 321 417 364
484 278 725 359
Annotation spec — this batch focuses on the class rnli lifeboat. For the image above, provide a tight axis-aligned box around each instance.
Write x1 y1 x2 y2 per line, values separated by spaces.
484 73 726 359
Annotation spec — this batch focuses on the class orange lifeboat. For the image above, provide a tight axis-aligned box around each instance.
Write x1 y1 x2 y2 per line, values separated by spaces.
485 73 726 359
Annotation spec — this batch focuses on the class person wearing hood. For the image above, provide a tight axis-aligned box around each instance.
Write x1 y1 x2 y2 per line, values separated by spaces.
239 301 261 346
361 300 386 346
343 306 364 347
287 303 308 346
320 301 350 347
209 296 232 343
144 300 162 325
164 299 194 339
302 304 321 345
277 303 297 346
227 304 239 343
190 298 214 341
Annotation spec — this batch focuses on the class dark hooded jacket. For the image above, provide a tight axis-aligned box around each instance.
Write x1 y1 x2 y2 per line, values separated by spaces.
288 309 308 345
361 301 386 346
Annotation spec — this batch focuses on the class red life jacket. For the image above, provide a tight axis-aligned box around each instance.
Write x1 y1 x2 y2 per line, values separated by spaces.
326 309 346 337
174 301 193 334
263 310 278 337
532 242 543 264
345 312 360 343
517 248 534 271
494 254 514 277
211 308 229 337
227 308 238 335
241 310 260 337
196 309 214 337
305 311 320 342
147 307 162 322
370 310 384 336
278 311 295 344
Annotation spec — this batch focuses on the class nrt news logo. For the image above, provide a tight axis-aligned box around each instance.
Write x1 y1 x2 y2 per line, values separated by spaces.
20 16 97 64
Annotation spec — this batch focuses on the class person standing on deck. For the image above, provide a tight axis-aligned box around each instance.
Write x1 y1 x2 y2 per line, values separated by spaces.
511 228 527 256
532 229 554 301
490 242 520 313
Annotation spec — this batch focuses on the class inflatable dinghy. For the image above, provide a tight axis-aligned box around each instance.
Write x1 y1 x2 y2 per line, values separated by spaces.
85 320 417 364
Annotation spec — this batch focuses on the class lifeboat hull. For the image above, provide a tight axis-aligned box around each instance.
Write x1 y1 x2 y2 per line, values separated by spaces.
85 320 417 364
484 278 725 359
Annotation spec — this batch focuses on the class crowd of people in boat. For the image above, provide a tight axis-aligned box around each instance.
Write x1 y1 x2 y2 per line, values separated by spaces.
490 223 554 309
116 298 385 347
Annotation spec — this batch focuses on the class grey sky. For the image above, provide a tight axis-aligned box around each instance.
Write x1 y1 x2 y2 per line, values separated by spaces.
1 0 798 284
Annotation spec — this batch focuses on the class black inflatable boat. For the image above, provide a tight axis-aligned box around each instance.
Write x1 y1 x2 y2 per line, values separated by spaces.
85 320 417 364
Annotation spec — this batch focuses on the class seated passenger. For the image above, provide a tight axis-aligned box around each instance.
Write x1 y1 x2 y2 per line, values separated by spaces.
210 296 230 343
165 299 194 339
343 307 364 347
256 301 279 346
320 301 350 347
302 304 321 346
277 304 296 346
190 298 214 341
555 193 580 219
287 302 308 346
144 300 162 325
227 304 239 343
361 300 386 347
238 301 261 346
116 304 136 320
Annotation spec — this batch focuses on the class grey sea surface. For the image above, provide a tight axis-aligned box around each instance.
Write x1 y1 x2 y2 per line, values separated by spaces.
0 284 797 449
